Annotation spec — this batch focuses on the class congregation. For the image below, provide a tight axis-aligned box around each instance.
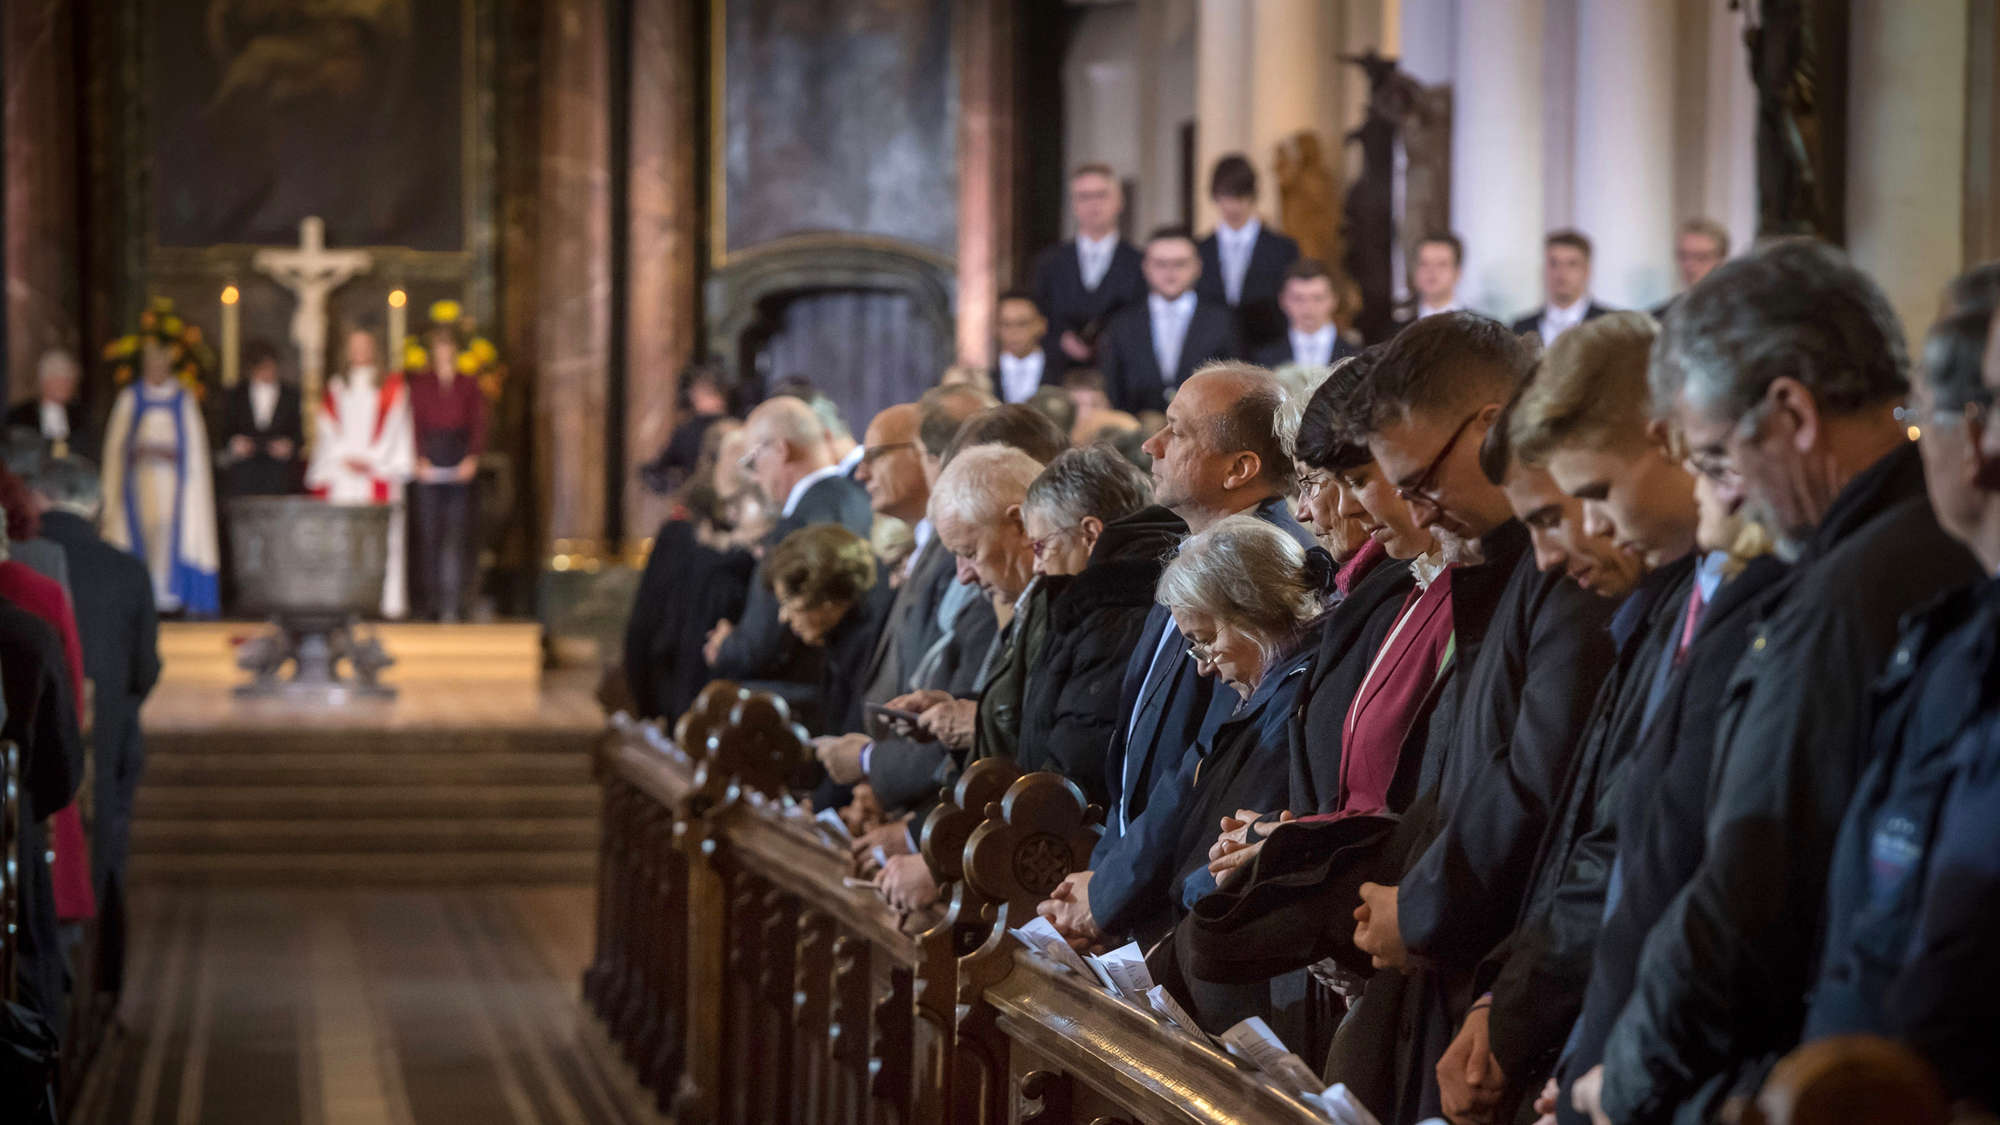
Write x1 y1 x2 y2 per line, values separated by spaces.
621 153 2000 1125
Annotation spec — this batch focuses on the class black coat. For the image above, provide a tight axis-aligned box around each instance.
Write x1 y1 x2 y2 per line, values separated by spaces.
1197 225 1301 355
710 472 873 695
1598 443 1983 1125
5 398 94 461
38 511 159 776
1478 557 1694 1099
0 601 83 1027
1508 302 1613 338
816 571 896 738
1251 334 1360 371
1017 506 1184 809
1559 557 1788 1105
1287 547 1417 814
218 380 305 497
1029 238 1146 375
1098 297 1242 415
623 518 749 721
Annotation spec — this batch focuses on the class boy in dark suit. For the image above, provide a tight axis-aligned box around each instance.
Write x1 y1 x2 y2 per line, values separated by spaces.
1197 153 1300 356
1099 228 1241 415
1252 258 1359 369
1511 229 1613 346
1029 163 1145 376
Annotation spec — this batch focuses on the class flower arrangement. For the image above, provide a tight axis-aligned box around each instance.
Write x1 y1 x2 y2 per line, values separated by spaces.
402 298 506 400
102 295 217 397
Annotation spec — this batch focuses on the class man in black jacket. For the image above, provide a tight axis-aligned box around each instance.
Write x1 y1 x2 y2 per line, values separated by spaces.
1511 230 1612 348
217 340 304 498
707 395 872 709
31 457 161 999
7 349 94 461
1029 164 1145 377
1325 312 1619 1124
1585 240 1984 1125
1197 154 1301 358
1253 259 1361 371
1099 228 1241 415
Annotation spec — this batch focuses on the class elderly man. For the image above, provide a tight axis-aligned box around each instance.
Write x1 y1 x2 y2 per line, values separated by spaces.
707 395 871 706
33 456 160 999
1038 361 1313 946
9 350 92 460
1582 241 1982 1125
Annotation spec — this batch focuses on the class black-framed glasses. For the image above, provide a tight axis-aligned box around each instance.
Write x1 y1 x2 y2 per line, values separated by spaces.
1395 408 1486 510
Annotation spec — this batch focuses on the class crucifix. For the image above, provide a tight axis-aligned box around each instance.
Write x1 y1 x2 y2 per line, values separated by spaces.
252 216 373 437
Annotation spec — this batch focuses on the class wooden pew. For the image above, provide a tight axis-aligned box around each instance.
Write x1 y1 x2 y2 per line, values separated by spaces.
1753 1035 1952 1125
587 700 1364 1125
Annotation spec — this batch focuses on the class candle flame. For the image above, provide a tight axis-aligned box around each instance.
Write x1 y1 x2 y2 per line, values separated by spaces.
221 285 240 305
388 289 408 309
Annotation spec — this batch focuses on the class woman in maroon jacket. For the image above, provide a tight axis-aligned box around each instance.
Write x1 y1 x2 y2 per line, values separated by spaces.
407 322 489 621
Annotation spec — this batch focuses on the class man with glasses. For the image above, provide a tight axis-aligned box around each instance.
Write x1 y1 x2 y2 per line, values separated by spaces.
706 395 872 707
1586 241 1982 1125
1318 312 1619 1125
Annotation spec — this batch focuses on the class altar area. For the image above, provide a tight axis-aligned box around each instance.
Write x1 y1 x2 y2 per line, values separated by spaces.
132 621 605 888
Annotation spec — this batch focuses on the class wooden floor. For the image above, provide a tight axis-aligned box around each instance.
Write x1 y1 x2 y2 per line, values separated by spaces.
70 885 666 1125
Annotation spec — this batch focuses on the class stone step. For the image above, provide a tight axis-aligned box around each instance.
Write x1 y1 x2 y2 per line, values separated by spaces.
134 783 601 821
131 816 599 854
142 750 593 787
128 850 597 885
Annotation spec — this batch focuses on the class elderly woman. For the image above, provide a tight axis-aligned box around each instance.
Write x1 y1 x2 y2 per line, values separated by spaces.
1016 445 1177 806
766 522 893 737
1038 513 1328 947
1274 363 1372 572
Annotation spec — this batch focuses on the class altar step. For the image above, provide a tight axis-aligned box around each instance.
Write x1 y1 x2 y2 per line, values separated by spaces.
130 721 602 887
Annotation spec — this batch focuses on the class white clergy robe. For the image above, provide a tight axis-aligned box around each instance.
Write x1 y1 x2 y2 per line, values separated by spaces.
100 379 221 615
305 368 416 619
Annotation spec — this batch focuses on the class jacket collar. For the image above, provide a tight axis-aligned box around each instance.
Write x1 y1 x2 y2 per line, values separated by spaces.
1444 517 1529 657
1798 440 1927 567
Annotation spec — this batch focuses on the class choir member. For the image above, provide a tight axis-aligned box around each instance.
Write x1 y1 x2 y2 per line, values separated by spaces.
1030 163 1145 375
1099 228 1242 415
1197 153 1301 357
1512 230 1611 347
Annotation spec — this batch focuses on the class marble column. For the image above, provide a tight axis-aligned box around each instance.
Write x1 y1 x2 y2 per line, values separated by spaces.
1571 0 1676 308
536 0 612 550
1450 0 1543 317
1193 0 1251 233
955 0 1015 368
1848 0 1969 344
624 0 699 539
3 0 80 402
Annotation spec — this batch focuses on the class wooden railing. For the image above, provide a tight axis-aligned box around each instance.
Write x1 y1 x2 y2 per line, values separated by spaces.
583 682 1334 1125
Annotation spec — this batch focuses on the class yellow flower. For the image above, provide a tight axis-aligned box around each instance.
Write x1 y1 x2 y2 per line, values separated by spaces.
160 315 184 336
104 335 139 359
469 338 497 364
429 299 463 325
404 342 429 371
150 295 174 313
455 351 480 375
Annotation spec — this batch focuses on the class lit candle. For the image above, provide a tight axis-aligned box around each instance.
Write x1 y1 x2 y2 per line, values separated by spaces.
387 288 408 370
220 284 242 387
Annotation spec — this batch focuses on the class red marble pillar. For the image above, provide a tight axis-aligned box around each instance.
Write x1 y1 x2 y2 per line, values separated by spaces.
954 0 1016 368
536 0 613 550
3 0 80 400
623 0 700 542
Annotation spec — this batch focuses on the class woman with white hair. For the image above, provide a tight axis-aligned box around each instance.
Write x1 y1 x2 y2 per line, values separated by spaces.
1038 512 1328 947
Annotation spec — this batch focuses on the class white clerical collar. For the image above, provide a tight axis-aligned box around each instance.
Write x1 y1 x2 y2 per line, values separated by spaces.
782 462 845 518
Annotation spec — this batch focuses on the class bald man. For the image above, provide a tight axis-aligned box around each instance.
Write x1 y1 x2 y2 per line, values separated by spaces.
706 396 873 710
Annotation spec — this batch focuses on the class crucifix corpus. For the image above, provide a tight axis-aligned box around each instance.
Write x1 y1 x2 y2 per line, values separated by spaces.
252 216 374 440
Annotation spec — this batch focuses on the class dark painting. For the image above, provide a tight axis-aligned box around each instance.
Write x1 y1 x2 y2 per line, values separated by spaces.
146 0 465 250
721 0 956 258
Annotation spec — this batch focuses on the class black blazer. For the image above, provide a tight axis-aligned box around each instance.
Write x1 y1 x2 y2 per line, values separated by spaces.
1098 296 1241 415
6 399 95 461
1029 238 1146 373
1197 225 1301 354
219 380 305 496
1510 301 1614 338
711 472 874 694
1251 333 1360 371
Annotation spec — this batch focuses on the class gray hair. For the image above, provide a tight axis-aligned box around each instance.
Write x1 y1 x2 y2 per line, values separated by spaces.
1156 513 1320 666
33 456 103 518
929 442 1044 527
808 393 853 443
1022 444 1152 528
1270 362 1334 462
37 350 79 386
1650 238 1908 425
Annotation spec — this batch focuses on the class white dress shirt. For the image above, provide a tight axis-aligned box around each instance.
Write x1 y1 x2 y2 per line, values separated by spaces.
1215 217 1261 306
1288 325 1338 368
249 379 280 431
1417 300 1460 319
781 463 845 519
1539 298 1590 347
1149 292 1198 383
997 350 1045 404
38 400 68 442
1076 232 1118 292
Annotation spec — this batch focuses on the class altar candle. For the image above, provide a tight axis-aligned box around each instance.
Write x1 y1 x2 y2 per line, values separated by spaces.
387 288 408 369
220 284 241 388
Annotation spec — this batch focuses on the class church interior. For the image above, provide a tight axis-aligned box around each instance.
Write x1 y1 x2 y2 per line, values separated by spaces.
4 0 2000 1123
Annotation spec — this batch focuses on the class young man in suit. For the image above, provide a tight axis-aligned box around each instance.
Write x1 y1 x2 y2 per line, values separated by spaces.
1387 231 1468 335
991 290 1057 404
1650 217 1731 319
1099 227 1241 415
1029 164 1145 375
218 340 305 498
1197 154 1300 356
1511 229 1612 347
7 349 93 461
1252 258 1358 369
